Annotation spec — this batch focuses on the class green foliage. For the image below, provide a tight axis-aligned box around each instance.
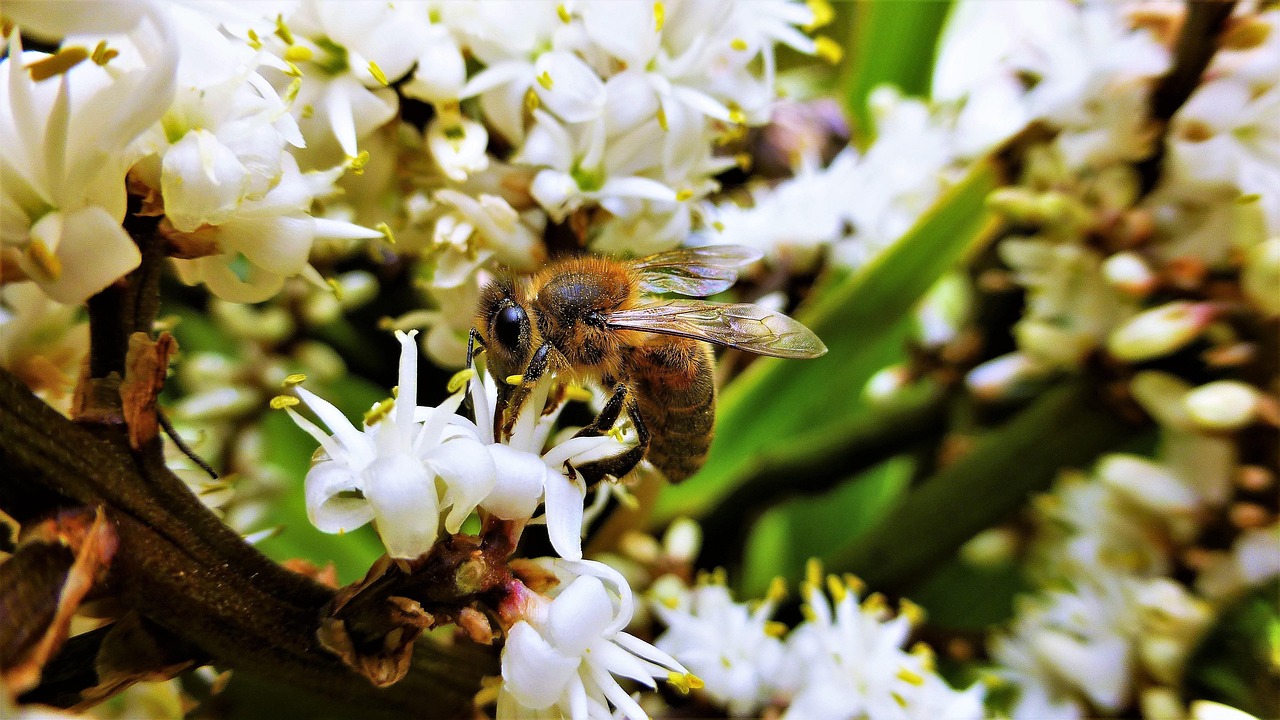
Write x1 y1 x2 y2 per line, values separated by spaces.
1184 580 1280 718
830 381 1142 590
655 156 1001 524
843 0 953 144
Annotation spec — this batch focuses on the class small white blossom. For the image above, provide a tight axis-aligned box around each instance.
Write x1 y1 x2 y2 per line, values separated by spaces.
285 330 495 559
498 559 692 720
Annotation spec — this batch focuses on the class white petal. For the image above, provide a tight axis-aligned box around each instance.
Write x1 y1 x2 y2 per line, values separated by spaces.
362 453 439 559
582 1 661 67
547 576 614 656
161 129 249 232
428 437 497 533
27 207 140 305
482 444 546 521
534 52 606 124
593 640 659 687
305 459 375 534
502 621 581 710
585 660 649 720
543 469 587 560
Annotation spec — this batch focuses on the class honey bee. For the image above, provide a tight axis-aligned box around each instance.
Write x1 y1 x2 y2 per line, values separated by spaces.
471 245 826 484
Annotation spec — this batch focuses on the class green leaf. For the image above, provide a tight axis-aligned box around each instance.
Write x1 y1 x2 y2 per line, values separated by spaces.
654 157 1002 524
907 556 1026 631
843 0 953 144
741 456 913 597
829 380 1142 591
1184 579 1280 718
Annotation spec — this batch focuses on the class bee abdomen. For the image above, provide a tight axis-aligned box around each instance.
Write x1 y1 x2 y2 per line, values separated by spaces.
630 343 717 483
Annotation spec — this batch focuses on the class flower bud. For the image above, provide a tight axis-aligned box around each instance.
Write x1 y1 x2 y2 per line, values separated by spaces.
1182 380 1260 431
1098 454 1196 513
1102 252 1156 297
302 291 342 327
986 188 1039 221
177 352 242 388
959 527 1018 568
1139 687 1184 720
966 352 1049 401
294 340 347 383
663 517 702 564
336 270 379 310
172 387 261 422
864 365 910 404
1017 320 1094 368
1191 700 1266 720
1107 302 1213 362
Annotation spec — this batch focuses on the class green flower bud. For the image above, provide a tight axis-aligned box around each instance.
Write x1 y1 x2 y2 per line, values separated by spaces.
1107 302 1213 362
1183 380 1260 431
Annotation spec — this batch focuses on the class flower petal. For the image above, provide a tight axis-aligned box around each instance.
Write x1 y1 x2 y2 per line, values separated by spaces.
547 576 614 655
304 459 375 534
428 437 497 533
543 469 586 560
482 444 547 521
501 621 580 710
362 453 439 559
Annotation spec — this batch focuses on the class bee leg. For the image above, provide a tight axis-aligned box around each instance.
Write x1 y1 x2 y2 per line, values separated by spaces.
499 341 553 438
465 328 485 369
572 390 650 485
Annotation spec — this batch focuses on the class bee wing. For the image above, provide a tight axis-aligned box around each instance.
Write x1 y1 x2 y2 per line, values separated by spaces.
632 245 763 297
606 300 828 359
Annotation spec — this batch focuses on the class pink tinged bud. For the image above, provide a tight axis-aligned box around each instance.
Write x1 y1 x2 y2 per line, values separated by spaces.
966 352 1048 401
865 365 911 404
1107 302 1214 362
1182 381 1261 431
1103 252 1157 297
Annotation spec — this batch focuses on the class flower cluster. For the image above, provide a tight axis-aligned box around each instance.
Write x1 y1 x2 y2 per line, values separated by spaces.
648 560 985 719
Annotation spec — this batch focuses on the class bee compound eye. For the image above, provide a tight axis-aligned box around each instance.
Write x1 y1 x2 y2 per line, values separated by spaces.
494 304 526 350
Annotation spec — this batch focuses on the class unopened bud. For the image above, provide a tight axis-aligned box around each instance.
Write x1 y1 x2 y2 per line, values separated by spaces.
294 340 347 383
1242 237 1280 317
986 188 1039 221
1139 687 1184 720
1103 252 1156 297
959 527 1018 568
1191 700 1264 720
173 387 261 421
865 365 911 404
663 517 702 563
336 270 379 310
966 352 1048 401
178 352 242 388
1017 320 1094 368
1107 302 1214 362
1183 380 1261 431
303 292 342 326
1098 454 1196 513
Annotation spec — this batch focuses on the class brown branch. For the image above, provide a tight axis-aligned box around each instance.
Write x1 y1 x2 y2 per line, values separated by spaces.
0 368 496 714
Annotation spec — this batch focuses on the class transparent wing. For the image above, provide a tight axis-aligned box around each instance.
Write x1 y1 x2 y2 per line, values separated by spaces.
606 300 827 359
632 245 763 297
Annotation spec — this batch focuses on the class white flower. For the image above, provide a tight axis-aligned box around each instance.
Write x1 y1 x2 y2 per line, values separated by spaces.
168 155 383 302
427 116 491 183
0 15 176 304
285 330 495 559
498 559 692 720
652 580 786 717
467 363 634 560
779 574 984 720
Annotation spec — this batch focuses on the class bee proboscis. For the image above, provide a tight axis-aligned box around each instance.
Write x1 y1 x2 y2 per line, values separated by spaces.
471 245 827 484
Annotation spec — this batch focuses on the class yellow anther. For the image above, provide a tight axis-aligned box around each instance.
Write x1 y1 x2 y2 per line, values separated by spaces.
391 385 400 399
800 604 818 623
284 61 304 78
377 221 396 245
656 106 669 131
735 152 753 170
363 397 395 425
675 188 694 202
899 598 926 625
826 574 847 603
537 71 554 90
711 567 728 585
247 28 263 50
27 47 89 81
685 674 704 690
286 78 303 104
274 14 295 45
766 576 788 603
299 104 314 120
896 666 925 686
284 44 313 63
814 35 843 65
605 425 627 442
24 240 62 281
348 150 370 175
862 592 888 614
805 558 823 588
447 368 476 394
843 573 866 596
326 276 344 300
270 395 300 410
91 41 118 66
506 374 525 386
764 620 788 638
667 671 692 694
368 60 389 86
557 3 572 23
283 373 308 387
728 107 746 125
730 38 748 52
891 691 908 708
564 385 594 403
712 221 725 232
910 642 937 671
660 595 679 609
524 87 540 113
653 2 666 31
805 0 835 31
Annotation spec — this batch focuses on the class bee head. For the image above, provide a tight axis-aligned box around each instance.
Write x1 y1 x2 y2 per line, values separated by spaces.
476 278 532 376
533 266 628 371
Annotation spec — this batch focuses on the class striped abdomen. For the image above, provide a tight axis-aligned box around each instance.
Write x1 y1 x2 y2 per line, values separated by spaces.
626 340 717 482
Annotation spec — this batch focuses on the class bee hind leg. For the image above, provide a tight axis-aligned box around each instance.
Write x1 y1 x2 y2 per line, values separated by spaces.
572 385 650 485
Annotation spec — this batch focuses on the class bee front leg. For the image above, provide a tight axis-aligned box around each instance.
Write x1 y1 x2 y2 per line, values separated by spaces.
572 385 650 485
499 341 553 438
466 328 485 369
